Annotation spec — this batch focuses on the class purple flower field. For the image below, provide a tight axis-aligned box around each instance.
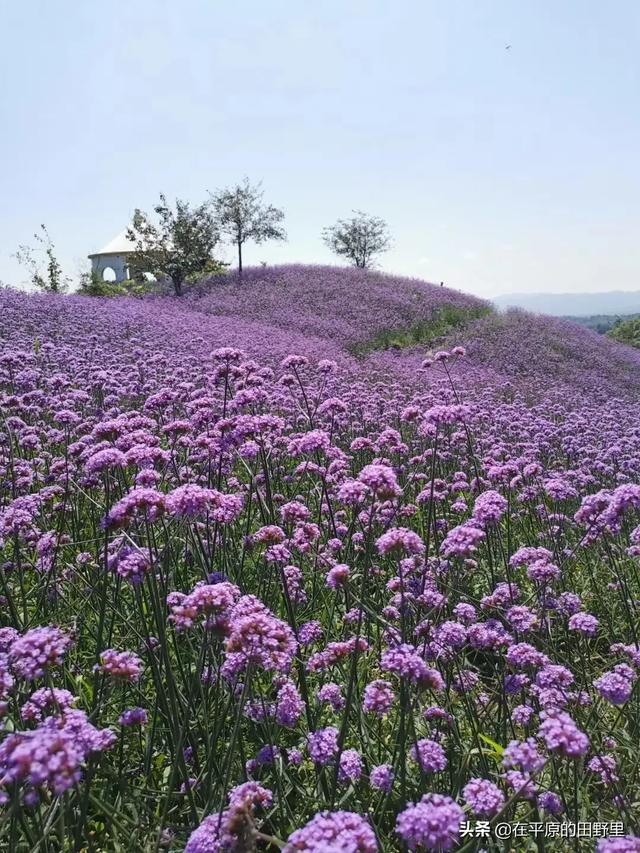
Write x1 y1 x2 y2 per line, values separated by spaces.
1 267 640 851
188 265 489 348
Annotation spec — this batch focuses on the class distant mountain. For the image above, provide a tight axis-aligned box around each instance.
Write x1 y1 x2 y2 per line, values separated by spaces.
492 290 640 317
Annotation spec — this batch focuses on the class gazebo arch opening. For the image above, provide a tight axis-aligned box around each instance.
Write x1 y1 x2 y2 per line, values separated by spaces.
88 230 138 285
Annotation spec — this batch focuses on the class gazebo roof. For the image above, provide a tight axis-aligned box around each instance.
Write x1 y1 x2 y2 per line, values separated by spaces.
88 230 137 258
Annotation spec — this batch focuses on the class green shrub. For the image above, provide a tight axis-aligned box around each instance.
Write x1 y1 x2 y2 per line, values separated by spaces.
78 272 157 298
607 316 640 349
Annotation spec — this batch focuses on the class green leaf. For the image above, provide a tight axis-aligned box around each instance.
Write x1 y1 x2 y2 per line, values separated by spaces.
478 733 505 757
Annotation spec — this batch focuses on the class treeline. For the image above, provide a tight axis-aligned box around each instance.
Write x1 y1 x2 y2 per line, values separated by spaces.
15 179 393 297
564 314 640 335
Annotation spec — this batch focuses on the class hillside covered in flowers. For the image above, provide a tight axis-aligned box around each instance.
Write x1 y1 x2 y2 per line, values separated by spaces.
1 266 640 852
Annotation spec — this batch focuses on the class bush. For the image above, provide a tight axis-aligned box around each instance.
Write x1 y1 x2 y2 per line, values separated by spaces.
608 316 640 349
78 272 158 298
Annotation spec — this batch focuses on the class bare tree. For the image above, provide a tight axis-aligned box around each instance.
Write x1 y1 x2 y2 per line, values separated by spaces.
322 211 391 269
14 225 70 293
211 178 286 277
127 195 220 296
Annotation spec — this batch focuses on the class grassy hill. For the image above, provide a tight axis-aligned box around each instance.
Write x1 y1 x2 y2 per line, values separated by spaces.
184 265 640 397
188 264 491 355
7 265 640 398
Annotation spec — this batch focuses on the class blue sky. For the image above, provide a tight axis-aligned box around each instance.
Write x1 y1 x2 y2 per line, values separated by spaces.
1 0 639 297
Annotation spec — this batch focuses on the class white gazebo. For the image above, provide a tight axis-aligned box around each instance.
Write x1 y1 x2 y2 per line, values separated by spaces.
88 230 137 283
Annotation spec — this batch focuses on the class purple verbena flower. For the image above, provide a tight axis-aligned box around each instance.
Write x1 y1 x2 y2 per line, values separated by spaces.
396 793 463 852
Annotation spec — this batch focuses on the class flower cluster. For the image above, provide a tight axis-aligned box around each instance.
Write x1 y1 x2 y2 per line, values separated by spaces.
0 710 115 795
